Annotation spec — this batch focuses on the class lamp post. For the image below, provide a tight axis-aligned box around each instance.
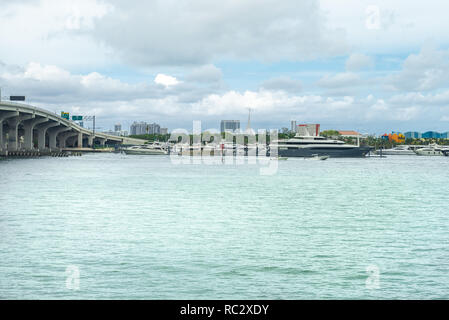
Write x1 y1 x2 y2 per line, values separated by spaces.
83 115 96 135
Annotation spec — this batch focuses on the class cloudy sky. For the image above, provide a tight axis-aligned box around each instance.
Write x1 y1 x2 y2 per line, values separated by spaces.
1 0 449 134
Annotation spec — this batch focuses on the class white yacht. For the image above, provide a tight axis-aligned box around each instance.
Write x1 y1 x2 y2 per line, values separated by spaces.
415 144 449 156
374 145 416 155
124 142 168 155
271 134 372 158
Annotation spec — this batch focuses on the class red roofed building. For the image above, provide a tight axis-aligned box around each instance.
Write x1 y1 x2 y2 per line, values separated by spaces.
338 130 361 138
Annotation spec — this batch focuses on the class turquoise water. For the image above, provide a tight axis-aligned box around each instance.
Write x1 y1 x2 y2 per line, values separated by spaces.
1 153 449 299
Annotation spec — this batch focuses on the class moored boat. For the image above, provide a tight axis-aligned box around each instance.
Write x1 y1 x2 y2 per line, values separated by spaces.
124 142 168 155
415 144 449 156
374 145 416 155
270 134 371 158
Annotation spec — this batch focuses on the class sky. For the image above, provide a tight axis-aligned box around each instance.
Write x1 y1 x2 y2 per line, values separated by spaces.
1 0 449 134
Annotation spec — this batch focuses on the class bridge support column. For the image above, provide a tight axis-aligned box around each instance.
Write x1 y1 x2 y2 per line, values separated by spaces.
88 135 94 148
48 126 71 151
59 131 78 148
7 114 35 151
78 132 83 148
22 117 48 150
36 121 60 151
0 124 4 152
0 111 19 151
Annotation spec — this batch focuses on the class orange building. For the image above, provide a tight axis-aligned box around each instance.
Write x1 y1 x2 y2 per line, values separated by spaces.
382 132 405 143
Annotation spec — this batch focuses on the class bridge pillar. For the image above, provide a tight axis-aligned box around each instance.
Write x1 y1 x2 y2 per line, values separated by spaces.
78 132 83 148
22 117 49 150
0 125 4 152
0 111 19 151
35 121 60 151
87 135 94 148
7 114 35 151
48 126 71 151
60 131 78 148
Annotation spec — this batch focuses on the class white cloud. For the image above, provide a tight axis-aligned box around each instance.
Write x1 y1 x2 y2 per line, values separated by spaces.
260 76 302 93
185 65 223 83
0 0 114 68
389 90 449 106
385 46 449 92
345 53 374 71
90 0 347 66
23 62 73 82
154 74 180 87
1 62 158 101
320 0 449 54
2 56 449 133
317 72 360 88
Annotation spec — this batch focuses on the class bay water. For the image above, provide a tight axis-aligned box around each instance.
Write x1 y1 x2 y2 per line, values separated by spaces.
1 154 448 299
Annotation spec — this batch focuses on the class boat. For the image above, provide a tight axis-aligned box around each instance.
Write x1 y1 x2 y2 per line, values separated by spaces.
312 155 329 160
270 134 372 158
374 145 416 155
415 144 449 156
123 142 168 155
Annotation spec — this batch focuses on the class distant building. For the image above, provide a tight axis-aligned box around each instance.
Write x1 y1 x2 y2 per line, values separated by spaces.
160 128 168 135
130 121 162 135
130 122 147 135
422 131 442 139
404 131 449 139
338 130 362 138
404 131 422 139
290 120 297 133
382 132 405 143
114 123 122 132
148 123 161 135
220 120 240 133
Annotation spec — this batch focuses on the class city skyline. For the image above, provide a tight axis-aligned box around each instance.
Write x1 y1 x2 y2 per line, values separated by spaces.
1 1 449 134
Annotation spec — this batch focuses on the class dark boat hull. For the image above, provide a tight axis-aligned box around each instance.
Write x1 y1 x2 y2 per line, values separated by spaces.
276 146 372 158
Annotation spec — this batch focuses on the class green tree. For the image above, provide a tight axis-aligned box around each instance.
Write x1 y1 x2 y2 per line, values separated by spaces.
321 130 341 138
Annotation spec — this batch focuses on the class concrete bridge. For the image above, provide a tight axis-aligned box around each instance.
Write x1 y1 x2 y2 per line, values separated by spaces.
0 101 146 154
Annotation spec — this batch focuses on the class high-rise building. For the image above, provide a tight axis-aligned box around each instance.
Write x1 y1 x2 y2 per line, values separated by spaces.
290 120 297 133
160 128 168 135
114 123 122 132
220 120 240 133
148 123 161 134
130 121 148 135
130 121 163 135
